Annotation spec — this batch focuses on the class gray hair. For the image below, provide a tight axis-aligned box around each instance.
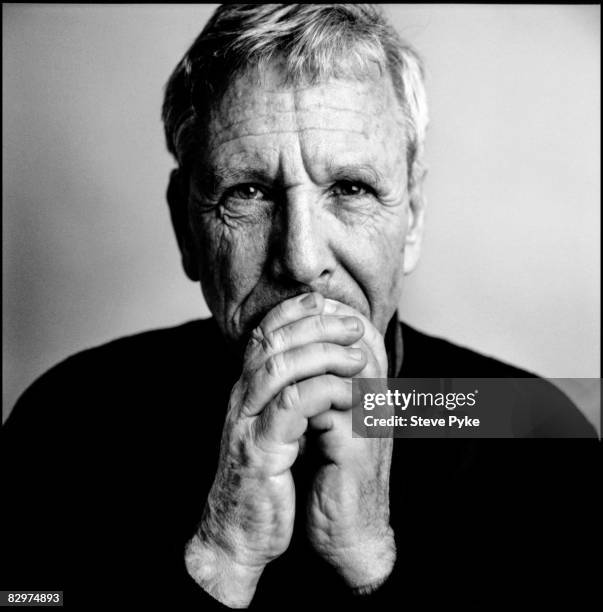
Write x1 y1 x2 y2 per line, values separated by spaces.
162 4 429 178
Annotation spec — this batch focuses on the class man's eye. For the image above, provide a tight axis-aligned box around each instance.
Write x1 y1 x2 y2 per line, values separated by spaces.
228 184 266 200
331 181 370 197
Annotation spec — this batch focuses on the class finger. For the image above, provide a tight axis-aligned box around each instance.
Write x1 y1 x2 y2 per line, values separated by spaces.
242 342 367 416
308 408 340 433
244 292 326 363
256 292 326 337
307 407 354 440
323 299 380 344
308 409 393 469
251 314 365 361
323 299 388 369
254 375 353 444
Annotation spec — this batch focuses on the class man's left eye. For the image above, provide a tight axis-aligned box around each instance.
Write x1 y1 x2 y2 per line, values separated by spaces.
331 181 370 197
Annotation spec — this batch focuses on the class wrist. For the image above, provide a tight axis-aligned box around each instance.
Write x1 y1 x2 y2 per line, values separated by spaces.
184 531 265 608
332 528 397 593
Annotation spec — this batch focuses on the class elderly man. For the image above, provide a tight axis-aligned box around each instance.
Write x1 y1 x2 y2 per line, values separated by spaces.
2 4 598 610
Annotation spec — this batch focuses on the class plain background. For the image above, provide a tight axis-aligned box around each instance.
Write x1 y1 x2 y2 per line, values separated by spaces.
3 4 600 430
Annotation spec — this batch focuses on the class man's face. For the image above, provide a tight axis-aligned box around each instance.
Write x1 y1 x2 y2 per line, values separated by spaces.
181 61 423 347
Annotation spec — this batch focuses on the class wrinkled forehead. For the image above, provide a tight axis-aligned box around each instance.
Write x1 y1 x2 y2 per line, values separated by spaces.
203 61 407 155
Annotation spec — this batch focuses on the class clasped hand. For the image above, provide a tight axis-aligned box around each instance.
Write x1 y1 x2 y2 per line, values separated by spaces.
185 293 395 608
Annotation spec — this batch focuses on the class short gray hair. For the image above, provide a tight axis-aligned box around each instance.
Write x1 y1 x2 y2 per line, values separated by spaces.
162 4 428 176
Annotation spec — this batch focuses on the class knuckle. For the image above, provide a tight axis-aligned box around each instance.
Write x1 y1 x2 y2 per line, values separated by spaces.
261 328 283 354
264 352 286 379
246 326 266 360
278 384 300 412
314 315 330 337
250 325 265 345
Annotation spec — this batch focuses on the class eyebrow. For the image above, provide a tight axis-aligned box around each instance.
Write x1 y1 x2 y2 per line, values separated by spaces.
324 161 387 187
193 165 273 195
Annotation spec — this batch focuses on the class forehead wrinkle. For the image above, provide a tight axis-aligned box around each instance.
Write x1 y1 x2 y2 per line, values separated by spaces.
214 106 372 134
212 126 367 149
212 72 395 123
262 81 379 94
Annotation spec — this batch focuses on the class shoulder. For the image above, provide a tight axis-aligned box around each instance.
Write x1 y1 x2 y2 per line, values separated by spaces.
399 321 533 377
5 318 226 430
73 317 223 367
399 321 597 438
17 317 220 386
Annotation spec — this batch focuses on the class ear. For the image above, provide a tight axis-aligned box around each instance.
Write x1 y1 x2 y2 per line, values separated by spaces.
167 168 199 281
403 159 427 275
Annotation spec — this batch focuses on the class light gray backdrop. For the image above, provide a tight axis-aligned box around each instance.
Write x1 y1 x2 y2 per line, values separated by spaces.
3 4 600 429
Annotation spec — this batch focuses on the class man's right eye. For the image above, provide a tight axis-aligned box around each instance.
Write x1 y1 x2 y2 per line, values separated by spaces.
227 184 267 200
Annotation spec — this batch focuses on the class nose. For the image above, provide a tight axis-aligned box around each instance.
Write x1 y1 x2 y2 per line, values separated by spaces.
270 188 334 287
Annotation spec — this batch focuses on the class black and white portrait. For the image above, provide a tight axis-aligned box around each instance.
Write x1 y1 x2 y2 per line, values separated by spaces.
2 4 600 609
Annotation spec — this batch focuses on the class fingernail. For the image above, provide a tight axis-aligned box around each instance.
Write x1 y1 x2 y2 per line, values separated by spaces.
300 293 317 309
347 348 363 360
342 316 359 332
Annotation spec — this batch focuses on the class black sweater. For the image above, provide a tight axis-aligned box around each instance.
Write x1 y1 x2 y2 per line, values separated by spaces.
1 319 599 609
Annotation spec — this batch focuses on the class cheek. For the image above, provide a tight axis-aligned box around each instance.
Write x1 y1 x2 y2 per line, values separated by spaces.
345 209 407 281
338 208 408 325
194 215 271 311
379 218 408 300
